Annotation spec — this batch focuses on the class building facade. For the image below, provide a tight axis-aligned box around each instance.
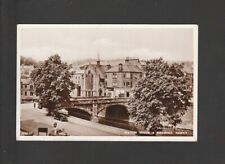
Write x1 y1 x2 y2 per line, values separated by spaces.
70 68 85 97
71 60 111 97
71 58 144 98
21 78 36 101
82 60 108 97
20 65 36 102
20 64 34 78
105 59 143 98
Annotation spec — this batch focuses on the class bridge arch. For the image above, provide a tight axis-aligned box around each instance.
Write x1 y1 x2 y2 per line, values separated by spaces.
67 107 92 120
105 104 129 122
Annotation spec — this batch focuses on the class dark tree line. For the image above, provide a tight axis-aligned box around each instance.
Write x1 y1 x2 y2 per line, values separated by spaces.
21 56 38 67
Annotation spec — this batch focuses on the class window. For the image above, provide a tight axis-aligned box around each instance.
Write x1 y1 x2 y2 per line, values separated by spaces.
25 92 27 96
119 93 125 97
30 92 33 96
125 73 131 78
112 82 117 86
25 85 27 88
112 73 117 79
124 82 130 87
30 85 33 90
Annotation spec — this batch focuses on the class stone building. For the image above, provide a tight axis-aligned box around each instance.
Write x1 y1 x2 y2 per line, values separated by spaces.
71 58 145 98
70 68 85 97
71 60 111 97
21 78 35 102
20 64 34 78
20 65 36 102
105 59 143 98
81 60 109 97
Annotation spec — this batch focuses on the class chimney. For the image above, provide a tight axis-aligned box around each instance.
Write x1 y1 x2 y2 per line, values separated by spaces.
97 60 100 65
118 63 123 72
125 57 129 63
106 64 111 70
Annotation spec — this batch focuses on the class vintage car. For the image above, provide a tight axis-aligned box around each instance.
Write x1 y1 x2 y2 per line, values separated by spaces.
58 108 69 116
53 112 68 122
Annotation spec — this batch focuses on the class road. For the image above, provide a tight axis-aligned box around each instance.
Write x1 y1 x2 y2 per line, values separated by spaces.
20 103 136 136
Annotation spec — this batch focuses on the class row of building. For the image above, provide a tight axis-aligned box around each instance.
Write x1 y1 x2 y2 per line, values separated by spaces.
21 57 194 102
70 58 144 98
20 58 145 101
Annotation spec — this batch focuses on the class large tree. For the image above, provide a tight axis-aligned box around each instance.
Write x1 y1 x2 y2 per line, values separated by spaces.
31 54 75 115
128 58 193 135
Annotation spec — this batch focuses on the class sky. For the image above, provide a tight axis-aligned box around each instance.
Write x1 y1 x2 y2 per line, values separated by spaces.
18 25 196 63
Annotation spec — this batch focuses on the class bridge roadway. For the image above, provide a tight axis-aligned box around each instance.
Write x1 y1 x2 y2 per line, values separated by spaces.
70 96 129 105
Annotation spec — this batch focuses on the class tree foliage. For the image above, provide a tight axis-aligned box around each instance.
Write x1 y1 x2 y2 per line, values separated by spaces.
31 55 75 115
128 58 193 134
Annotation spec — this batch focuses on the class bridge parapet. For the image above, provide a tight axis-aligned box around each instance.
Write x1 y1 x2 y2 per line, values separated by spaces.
71 96 129 101
70 97 129 105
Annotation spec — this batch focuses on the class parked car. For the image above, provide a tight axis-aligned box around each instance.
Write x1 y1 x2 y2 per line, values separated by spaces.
21 129 34 136
57 129 69 136
53 112 68 122
48 128 69 136
58 108 69 116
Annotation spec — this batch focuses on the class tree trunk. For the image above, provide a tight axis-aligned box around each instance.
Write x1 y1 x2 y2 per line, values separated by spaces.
153 130 157 136
47 108 53 116
172 126 176 135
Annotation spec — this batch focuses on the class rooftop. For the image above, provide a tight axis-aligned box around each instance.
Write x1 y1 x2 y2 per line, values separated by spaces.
106 64 142 73
21 78 32 84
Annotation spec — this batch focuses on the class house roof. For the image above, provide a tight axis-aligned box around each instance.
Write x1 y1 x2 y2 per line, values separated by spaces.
21 78 32 84
74 69 85 74
82 64 108 78
106 65 142 73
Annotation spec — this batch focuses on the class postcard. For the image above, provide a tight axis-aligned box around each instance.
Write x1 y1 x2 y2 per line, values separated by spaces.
17 24 198 141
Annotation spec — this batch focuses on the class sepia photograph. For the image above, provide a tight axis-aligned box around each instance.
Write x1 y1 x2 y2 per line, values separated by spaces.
17 24 198 141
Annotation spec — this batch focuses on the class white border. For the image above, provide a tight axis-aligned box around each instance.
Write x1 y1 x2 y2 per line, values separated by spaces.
17 24 198 141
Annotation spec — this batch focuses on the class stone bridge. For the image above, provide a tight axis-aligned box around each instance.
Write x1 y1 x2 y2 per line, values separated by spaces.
68 96 130 121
